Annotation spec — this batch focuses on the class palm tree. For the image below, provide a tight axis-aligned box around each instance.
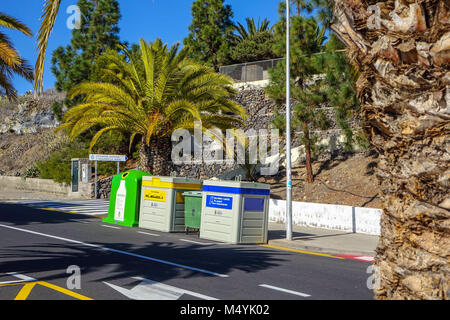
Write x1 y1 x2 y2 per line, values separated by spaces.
0 12 33 98
233 17 273 42
332 0 449 299
57 39 247 175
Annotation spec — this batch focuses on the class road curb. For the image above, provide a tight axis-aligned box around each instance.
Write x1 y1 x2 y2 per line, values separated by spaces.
267 239 375 257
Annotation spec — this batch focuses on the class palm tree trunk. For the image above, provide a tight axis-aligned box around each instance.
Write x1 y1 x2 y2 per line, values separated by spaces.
138 136 173 176
332 0 449 299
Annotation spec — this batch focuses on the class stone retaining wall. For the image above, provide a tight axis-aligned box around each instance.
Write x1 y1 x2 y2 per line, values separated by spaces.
0 176 70 196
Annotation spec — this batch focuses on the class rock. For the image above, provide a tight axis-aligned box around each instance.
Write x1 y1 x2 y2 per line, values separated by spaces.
0 91 64 135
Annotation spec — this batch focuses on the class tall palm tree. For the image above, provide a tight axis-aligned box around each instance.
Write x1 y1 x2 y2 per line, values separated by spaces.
233 17 273 42
0 12 33 98
35 0 62 96
57 39 247 175
332 0 449 299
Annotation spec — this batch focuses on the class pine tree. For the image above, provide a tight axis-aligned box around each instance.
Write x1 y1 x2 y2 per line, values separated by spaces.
51 0 121 93
268 16 329 183
183 0 235 69
321 34 360 150
267 4 358 183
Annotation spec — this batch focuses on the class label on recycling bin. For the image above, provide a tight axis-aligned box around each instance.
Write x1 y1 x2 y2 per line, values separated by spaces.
114 180 126 222
144 189 167 202
206 195 233 210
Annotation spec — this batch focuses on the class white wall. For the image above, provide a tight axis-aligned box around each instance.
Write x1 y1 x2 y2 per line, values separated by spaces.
269 199 381 235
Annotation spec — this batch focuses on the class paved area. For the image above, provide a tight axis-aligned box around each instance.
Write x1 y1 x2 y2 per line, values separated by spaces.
0 201 375 300
267 222 379 258
0 198 379 261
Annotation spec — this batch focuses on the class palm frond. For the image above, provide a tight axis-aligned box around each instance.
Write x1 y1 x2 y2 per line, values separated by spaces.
0 12 32 36
57 38 248 155
35 0 62 95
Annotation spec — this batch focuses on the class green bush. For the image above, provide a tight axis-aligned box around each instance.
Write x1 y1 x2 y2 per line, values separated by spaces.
36 143 88 184
36 131 132 184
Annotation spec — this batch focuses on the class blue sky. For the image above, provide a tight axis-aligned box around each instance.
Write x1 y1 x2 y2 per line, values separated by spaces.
2 0 283 95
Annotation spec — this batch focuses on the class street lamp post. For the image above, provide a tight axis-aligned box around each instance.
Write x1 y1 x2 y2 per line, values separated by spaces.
285 0 293 241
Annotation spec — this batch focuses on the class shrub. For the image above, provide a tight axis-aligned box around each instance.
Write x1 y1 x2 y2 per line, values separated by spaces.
36 131 131 184
36 143 88 184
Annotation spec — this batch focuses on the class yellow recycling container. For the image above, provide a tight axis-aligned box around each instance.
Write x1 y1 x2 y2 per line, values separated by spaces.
138 176 202 232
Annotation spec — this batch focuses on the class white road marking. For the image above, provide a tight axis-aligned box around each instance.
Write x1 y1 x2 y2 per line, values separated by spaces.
0 223 228 278
259 284 311 297
73 220 90 224
4 200 109 216
137 231 160 237
104 277 218 300
101 224 121 229
179 239 215 246
0 272 36 285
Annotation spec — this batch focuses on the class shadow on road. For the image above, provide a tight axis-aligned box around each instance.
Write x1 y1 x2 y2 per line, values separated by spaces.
0 203 94 226
0 203 291 290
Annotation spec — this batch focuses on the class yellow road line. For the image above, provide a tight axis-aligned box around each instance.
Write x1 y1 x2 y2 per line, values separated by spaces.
41 208 105 218
42 208 80 214
37 281 93 300
259 244 344 259
14 283 37 300
0 281 93 300
0 281 35 287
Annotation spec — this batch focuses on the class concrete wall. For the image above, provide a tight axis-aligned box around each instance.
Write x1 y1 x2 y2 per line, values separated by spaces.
269 199 381 235
0 176 91 199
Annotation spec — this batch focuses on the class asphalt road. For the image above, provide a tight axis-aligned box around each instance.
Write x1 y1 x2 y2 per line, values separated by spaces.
0 202 374 300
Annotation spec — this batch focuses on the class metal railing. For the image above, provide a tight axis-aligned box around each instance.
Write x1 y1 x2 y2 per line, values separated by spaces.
219 58 284 83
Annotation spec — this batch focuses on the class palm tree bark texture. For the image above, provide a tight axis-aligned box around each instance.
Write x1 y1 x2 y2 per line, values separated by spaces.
139 136 173 176
332 0 449 299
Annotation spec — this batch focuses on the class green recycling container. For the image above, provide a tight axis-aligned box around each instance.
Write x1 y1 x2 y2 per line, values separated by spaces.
103 170 152 227
183 191 203 230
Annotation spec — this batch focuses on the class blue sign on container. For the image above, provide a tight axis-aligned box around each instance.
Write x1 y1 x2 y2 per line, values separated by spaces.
206 195 233 210
244 198 265 212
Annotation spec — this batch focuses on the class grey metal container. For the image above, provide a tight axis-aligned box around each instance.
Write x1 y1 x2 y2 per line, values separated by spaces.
139 176 202 232
199 179 270 244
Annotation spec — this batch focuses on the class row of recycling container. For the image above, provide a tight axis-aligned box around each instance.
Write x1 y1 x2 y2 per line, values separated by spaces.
103 170 271 244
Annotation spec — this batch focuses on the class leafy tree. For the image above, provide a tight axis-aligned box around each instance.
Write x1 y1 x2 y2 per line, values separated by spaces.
35 0 122 95
57 39 247 175
281 0 332 27
183 0 235 69
51 0 121 93
0 12 33 99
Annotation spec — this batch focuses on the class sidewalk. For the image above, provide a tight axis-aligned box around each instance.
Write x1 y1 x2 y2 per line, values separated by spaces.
267 222 379 257
0 190 65 201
